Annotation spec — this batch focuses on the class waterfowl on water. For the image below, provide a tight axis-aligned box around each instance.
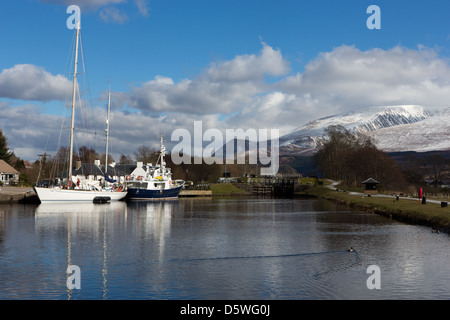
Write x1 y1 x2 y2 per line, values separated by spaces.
348 247 354 252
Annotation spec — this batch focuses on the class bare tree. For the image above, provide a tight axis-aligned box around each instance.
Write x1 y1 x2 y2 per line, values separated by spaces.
119 154 134 164
423 155 450 189
401 154 424 186
134 145 158 164
78 146 99 164
316 125 406 190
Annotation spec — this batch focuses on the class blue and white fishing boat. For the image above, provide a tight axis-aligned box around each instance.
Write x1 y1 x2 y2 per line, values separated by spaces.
125 137 184 200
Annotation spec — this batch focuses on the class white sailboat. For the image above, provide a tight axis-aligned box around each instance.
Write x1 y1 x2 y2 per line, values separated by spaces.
34 20 127 203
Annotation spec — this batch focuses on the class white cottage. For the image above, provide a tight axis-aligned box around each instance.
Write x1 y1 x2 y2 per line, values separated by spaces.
0 160 19 185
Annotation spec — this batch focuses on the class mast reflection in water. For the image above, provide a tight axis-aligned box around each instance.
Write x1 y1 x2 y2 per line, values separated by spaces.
0 198 449 299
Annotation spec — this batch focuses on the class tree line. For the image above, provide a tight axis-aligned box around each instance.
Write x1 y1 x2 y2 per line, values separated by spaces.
400 152 450 190
0 127 251 185
0 128 15 165
2 126 449 189
315 125 450 192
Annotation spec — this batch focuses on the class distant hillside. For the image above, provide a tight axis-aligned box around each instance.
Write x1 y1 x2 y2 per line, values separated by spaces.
279 105 449 155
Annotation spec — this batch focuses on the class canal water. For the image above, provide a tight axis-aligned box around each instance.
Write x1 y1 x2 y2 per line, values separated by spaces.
0 197 449 300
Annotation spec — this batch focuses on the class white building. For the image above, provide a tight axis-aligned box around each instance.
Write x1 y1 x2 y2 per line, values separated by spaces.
0 160 19 185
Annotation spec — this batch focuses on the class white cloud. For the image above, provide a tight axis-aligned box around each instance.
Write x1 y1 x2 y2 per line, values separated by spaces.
206 42 290 82
122 43 289 115
41 0 149 21
99 7 129 24
0 64 71 101
0 101 64 160
278 45 450 116
100 44 450 155
40 0 126 12
134 0 150 17
5 43 450 161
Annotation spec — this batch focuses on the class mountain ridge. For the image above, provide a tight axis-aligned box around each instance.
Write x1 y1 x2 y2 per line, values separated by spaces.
280 105 449 155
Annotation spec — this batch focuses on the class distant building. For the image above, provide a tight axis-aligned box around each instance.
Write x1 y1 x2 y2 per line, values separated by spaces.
70 160 131 184
439 179 450 189
24 161 33 169
0 160 19 185
362 177 380 194
218 177 239 183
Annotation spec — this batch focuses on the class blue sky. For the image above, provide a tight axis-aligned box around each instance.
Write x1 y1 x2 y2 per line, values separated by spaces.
3 1 450 85
2 0 450 160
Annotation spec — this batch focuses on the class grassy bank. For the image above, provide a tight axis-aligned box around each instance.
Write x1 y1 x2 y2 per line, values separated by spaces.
209 183 249 196
300 182 450 231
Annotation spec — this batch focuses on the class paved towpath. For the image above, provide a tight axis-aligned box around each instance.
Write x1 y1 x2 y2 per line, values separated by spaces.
325 180 445 205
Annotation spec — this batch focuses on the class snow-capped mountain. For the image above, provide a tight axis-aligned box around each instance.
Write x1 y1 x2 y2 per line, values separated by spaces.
280 105 449 154
367 108 450 152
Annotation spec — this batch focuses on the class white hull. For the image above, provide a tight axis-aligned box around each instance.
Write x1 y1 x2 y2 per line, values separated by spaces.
34 187 127 202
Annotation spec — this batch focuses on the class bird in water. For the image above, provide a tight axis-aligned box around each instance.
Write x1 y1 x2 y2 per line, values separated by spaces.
347 247 354 252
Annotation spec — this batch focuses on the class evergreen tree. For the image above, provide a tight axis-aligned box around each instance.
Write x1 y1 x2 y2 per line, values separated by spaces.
0 128 14 164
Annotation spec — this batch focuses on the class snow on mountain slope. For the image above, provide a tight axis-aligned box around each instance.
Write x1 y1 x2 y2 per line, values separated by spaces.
367 107 450 152
280 105 446 154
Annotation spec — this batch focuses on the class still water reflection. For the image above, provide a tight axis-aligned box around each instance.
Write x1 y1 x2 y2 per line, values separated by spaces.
0 197 449 299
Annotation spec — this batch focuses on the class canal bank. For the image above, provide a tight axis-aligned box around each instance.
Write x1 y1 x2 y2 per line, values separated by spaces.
299 181 450 232
0 184 234 203
0 186 38 203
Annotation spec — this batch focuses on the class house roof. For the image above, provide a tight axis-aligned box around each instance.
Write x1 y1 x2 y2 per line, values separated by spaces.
361 177 381 184
0 160 19 174
72 163 130 177
56 163 137 178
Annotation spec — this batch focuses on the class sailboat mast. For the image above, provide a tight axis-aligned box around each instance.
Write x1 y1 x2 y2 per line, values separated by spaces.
105 89 111 173
160 136 165 170
68 19 80 186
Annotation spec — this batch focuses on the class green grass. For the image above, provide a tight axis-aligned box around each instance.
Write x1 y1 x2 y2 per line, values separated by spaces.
299 177 317 185
335 183 364 193
210 183 248 195
300 182 450 230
